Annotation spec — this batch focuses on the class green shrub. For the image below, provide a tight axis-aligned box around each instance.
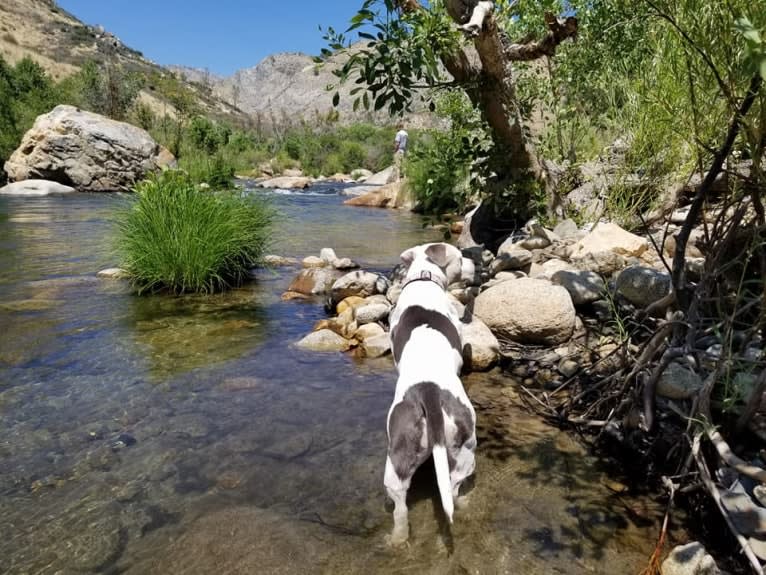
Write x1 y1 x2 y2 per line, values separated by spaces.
406 91 490 214
177 151 235 189
116 170 274 294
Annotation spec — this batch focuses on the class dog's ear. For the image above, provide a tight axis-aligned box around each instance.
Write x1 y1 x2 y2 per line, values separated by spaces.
425 243 449 268
400 248 415 267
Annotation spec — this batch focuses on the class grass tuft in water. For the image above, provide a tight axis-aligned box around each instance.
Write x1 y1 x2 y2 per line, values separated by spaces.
116 170 274 294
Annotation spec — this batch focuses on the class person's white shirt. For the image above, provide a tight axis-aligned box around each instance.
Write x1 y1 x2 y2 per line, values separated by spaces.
395 129 409 153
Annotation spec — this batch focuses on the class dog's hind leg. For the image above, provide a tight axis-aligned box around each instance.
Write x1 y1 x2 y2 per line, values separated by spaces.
384 455 411 546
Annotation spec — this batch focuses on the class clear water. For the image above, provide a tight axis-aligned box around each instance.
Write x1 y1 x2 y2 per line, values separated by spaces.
0 187 661 574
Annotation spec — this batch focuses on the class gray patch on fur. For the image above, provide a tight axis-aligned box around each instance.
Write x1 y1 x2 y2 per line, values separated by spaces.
388 382 473 479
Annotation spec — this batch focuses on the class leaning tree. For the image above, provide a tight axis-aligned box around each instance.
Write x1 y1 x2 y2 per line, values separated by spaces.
322 0 578 233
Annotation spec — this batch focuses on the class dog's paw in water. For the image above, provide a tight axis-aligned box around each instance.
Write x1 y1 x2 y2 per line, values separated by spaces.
385 528 410 549
455 494 471 511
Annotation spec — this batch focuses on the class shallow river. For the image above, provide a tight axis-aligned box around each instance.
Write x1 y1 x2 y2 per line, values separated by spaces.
0 185 662 574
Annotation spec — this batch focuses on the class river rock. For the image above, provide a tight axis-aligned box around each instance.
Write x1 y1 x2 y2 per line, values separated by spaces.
296 329 351 352
533 259 576 280
656 362 703 399
462 314 500 371
336 296 366 315
288 268 341 295
331 271 389 304
319 248 337 263
661 542 721 575
97 267 129 279
490 249 532 275
5 105 173 191
553 219 580 240
354 303 391 325
474 278 576 345
571 222 648 260
343 180 410 209
362 333 391 358
257 176 311 189
354 323 386 341
263 254 298 266
616 266 671 307
332 257 359 270
551 270 605 305
0 179 76 195
302 255 326 268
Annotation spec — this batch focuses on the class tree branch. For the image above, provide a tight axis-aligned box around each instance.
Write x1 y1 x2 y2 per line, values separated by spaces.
504 13 578 61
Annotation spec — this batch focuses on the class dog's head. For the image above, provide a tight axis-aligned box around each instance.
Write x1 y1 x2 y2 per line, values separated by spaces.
399 242 468 289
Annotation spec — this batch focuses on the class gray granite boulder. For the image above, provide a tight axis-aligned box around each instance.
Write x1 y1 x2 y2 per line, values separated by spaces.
5 105 174 191
474 278 576 345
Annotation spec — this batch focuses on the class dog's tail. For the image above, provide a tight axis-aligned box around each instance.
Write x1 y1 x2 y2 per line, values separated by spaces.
422 383 454 524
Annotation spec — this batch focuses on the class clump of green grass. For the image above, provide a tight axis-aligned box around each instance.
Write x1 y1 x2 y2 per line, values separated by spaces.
116 170 274 294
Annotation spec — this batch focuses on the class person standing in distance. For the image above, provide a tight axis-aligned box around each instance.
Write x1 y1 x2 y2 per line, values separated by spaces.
393 122 408 181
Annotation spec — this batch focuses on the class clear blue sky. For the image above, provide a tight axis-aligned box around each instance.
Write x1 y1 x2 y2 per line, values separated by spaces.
56 1 368 77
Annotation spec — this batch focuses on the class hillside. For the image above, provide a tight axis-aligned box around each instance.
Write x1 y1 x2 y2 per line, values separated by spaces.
0 0 248 124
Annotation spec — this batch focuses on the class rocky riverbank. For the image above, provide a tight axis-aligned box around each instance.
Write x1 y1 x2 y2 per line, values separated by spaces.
280 209 760 573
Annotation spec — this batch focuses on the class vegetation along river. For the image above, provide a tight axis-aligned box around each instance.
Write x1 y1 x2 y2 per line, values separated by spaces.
1 184 665 574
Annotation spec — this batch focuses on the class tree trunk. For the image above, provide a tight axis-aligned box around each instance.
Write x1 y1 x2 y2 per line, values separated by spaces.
397 1 578 224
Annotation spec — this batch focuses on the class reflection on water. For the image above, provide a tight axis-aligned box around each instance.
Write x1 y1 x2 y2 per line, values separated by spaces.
0 188 660 574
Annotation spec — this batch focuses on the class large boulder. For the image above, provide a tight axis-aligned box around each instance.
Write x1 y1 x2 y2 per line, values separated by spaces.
474 278 576 345
4 105 174 191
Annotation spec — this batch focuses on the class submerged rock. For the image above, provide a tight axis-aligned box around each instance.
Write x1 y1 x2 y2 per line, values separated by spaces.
661 542 721 575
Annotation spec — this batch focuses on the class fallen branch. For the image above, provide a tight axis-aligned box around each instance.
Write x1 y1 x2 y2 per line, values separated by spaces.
707 428 766 484
691 433 764 574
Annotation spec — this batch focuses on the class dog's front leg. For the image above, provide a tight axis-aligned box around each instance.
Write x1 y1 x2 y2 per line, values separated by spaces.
384 456 410 546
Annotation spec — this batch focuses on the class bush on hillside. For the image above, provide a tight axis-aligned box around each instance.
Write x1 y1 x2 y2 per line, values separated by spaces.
116 170 274 294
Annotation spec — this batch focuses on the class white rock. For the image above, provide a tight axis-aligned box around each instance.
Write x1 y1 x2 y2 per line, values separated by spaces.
97 267 129 279
302 256 326 268
355 303 391 325
295 329 351 352
0 179 76 196
319 248 338 263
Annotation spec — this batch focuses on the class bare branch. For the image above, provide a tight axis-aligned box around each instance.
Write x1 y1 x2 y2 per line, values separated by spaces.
504 13 578 61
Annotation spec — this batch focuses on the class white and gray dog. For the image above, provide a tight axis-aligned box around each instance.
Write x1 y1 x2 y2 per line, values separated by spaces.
384 242 477 545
